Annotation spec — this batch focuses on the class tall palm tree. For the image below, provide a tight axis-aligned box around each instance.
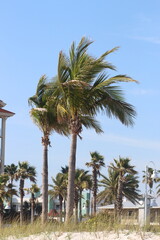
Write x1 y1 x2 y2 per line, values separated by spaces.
110 157 138 220
29 75 69 223
4 163 18 211
16 161 36 225
86 151 105 215
74 169 92 222
49 173 67 222
98 168 140 218
0 174 17 227
49 37 137 221
25 184 40 223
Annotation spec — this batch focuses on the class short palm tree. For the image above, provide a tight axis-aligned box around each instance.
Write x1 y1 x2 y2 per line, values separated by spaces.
29 75 68 223
98 168 118 214
98 167 140 218
86 151 105 215
142 167 155 194
4 163 18 211
74 169 92 222
49 173 67 222
110 157 138 219
60 166 68 219
16 161 36 225
25 184 40 223
0 174 17 227
50 37 137 221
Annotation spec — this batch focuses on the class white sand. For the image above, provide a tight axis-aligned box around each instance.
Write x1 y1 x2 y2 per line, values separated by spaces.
6 231 160 240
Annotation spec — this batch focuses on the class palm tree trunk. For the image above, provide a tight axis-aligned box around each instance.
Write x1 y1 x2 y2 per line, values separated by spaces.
10 179 13 211
20 179 24 225
66 133 77 223
0 201 3 228
31 193 34 224
93 169 97 215
79 189 82 222
114 201 117 221
59 194 63 223
63 200 66 222
42 136 49 224
74 189 79 223
116 177 123 222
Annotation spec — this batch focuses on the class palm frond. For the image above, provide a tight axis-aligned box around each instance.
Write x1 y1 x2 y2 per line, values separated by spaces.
80 115 103 133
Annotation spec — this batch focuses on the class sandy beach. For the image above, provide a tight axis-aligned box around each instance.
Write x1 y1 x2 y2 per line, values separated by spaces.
6 231 160 240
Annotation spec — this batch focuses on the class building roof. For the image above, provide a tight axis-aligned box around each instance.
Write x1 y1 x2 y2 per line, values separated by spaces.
0 108 15 118
98 201 142 210
48 209 59 217
98 197 160 210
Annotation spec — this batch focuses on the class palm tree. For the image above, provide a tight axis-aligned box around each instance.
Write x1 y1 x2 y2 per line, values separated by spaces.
0 174 17 227
142 167 155 194
74 169 92 222
25 184 40 223
60 166 68 219
98 168 118 215
86 151 105 215
4 163 18 211
29 75 69 223
49 37 137 221
49 173 67 222
110 157 138 220
16 161 36 225
98 167 140 218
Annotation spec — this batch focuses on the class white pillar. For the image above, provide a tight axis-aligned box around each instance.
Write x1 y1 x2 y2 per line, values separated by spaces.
0 117 7 174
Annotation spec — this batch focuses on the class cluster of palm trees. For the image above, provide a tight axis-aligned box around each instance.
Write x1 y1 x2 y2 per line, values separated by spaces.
28 37 138 223
49 154 141 223
49 166 91 223
0 162 39 226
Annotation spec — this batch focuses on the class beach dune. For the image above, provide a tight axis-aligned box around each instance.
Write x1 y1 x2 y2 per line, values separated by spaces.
7 231 160 240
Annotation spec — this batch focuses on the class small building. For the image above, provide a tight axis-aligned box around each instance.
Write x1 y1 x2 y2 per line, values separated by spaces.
98 196 160 226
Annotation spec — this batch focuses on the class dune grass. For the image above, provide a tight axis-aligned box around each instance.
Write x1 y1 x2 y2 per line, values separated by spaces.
0 214 160 240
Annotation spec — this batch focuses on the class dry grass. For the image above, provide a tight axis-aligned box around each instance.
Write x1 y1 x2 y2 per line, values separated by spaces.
0 214 160 240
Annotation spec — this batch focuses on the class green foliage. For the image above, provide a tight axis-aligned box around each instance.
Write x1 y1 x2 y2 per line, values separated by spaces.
86 151 105 175
4 164 18 183
16 161 36 183
0 174 17 202
98 157 140 218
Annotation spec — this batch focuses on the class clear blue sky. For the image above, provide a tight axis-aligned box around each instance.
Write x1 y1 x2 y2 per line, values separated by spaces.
0 1 160 193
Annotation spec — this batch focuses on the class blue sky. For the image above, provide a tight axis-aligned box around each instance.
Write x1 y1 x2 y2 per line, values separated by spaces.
0 1 160 193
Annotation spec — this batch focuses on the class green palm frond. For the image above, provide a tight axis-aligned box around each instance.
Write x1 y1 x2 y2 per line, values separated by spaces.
80 115 103 133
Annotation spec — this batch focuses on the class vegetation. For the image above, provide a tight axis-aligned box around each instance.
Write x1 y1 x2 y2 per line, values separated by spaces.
28 75 69 223
48 37 137 222
86 151 105 215
0 215 160 239
4 164 18 211
49 173 67 222
109 157 140 220
0 174 17 227
74 169 92 222
0 37 140 230
25 184 40 223
98 161 140 219
16 161 36 225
